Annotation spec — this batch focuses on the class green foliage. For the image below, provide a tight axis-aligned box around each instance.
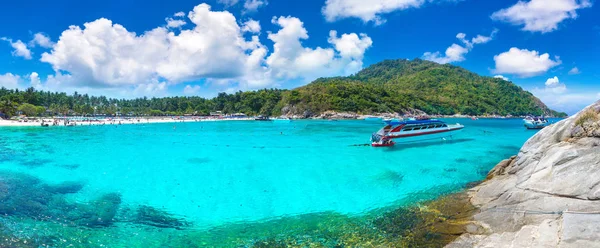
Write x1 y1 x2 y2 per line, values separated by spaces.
279 59 567 117
0 59 567 117
17 103 38 116
575 109 599 126
0 87 286 116
35 106 46 116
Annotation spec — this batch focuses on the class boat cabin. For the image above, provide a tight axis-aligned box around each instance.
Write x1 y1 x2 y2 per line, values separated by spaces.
397 123 448 132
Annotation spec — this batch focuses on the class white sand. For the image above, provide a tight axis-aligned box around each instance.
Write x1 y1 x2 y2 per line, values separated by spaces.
0 117 255 127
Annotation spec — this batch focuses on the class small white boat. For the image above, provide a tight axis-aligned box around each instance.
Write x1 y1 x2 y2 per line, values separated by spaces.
371 119 464 147
364 116 383 121
523 116 549 129
272 117 292 122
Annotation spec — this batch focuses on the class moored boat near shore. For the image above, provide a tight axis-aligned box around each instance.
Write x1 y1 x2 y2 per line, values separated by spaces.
272 117 292 122
523 116 549 129
371 119 464 147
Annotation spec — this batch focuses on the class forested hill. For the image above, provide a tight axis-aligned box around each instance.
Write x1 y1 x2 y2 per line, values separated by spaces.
278 59 566 117
0 59 566 118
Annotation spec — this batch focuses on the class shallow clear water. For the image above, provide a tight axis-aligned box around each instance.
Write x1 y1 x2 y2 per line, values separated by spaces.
0 118 552 245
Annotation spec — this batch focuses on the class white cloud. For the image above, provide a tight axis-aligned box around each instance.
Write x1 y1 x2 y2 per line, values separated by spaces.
328 30 373 60
568 67 581 75
40 4 255 87
531 77 597 114
543 76 567 93
132 81 168 97
423 44 468 64
30 33 55 48
545 76 559 87
322 0 430 24
265 16 372 81
491 0 592 33
166 18 186 28
494 75 509 81
492 48 561 77
243 0 267 13
29 72 41 88
174 12 185 17
0 73 21 89
1 38 32 59
423 30 496 64
241 19 261 33
31 4 372 98
217 0 239 7
183 85 201 95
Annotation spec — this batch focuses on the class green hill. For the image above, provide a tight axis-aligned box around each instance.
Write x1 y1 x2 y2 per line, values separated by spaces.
277 59 566 117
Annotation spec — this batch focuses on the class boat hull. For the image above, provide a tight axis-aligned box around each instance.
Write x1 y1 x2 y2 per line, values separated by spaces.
371 141 396 147
524 121 549 129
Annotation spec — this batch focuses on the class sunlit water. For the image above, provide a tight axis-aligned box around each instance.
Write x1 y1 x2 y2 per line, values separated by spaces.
0 118 553 245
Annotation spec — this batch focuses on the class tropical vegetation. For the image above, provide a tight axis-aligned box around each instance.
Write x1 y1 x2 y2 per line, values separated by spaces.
0 59 567 118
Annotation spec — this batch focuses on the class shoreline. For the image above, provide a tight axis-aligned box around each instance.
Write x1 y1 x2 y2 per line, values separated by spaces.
0 117 255 127
0 115 564 127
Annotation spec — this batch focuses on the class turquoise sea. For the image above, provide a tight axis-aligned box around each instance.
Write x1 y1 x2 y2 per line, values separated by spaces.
0 118 554 246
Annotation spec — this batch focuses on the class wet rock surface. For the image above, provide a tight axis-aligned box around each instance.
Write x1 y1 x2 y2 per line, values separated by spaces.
448 100 600 248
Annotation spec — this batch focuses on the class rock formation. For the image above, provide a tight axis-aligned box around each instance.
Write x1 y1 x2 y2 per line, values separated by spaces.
448 100 600 247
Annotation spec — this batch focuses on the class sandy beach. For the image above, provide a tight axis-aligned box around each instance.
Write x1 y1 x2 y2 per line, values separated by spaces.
0 117 255 127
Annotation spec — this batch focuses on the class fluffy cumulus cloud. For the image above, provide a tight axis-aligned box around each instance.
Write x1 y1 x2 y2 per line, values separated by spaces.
0 73 21 89
265 16 372 81
183 85 201 95
29 3 372 98
1 38 32 59
544 76 567 93
29 72 41 88
531 76 597 114
494 75 509 81
243 0 267 13
568 67 581 75
423 30 496 64
492 48 561 78
491 0 592 33
132 81 168 97
29 33 55 48
241 19 261 33
323 0 427 24
166 18 186 28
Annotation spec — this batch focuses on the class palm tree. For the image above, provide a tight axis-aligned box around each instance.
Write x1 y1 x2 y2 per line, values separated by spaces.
0 97 18 118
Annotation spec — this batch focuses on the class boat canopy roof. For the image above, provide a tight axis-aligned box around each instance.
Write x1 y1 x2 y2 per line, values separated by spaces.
384 119 444 126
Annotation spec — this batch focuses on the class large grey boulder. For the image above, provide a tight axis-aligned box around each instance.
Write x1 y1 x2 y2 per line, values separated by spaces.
448 100 600 248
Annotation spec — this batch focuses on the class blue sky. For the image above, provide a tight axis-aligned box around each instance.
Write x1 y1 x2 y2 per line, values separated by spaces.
0 0 598 114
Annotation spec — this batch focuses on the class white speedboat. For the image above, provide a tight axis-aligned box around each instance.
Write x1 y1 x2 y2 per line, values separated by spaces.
363 116 383 121
371 119 464 147
523 116 549 129
272 117 292 122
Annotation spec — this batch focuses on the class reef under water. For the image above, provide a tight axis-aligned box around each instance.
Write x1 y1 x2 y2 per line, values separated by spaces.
0 170 477 247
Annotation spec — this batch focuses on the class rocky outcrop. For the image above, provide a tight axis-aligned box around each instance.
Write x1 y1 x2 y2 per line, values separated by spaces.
448 100 600 247
317 111 358 119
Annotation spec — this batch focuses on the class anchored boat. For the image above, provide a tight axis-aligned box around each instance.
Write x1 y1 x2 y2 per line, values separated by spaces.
523 116 549 129
371 119 464 147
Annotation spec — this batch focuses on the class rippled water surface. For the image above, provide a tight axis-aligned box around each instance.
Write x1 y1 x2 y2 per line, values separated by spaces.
0 118 553 246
